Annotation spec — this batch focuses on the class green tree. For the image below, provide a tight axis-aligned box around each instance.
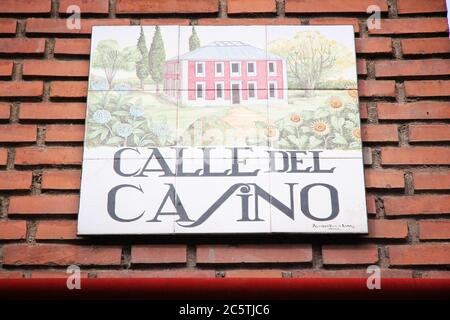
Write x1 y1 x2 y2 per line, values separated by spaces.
189 26 201 51
268 31 352 96
92 39 137 89
136 26 149 89
148 26 166 92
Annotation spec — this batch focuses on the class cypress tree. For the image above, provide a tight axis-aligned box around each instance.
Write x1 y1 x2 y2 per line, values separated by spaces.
136 26 149 89
189 26 201 51
148 26 166 92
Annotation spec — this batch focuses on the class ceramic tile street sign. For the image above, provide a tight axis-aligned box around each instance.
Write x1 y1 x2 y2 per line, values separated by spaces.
78 25 367 235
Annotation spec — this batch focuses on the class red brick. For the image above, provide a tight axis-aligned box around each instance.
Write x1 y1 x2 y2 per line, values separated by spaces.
402 38 450 55
117 0 218 13
0 220 27 240
0 81 43 97
413 170 450 190
45 124 84 142
0 271 23 279
197 244 312 264
406 80 450 97
381 147 450 165
8 194 80 215
419 220 450 240
366 195 377 215
23 60 89 77
0 149 7 166
131 245 187 264
377 102 450 120
358 80 396 97
54 39 91 55
366 219 408 239
0 124 37 142
286 0 388 12
384 195 450 216
309 18 359 33
409 124 450 142
357 59 367 76
19 103 86 120
224 269 283 278
2 244 121 266
376 60 450 78
96 269 215 278
356 38 392 54
35 220 78 240
359 103 368 120
26 19 131 34
362 124 398 142
50 81 87 98
0 171 32 190
0 0 51 13
389 244 450 266
0 103 10 119
15 147 82 165
197 18 300 26
140 19 190 26
363 147 373 165
59 0 109 14
29 270 89 278
0 19 16 34
421 271 450 278
0 39 46 54
292 269 412 278
322 245 379 265
397 0 447 14
41 170 81 190
228 0 275 13
364 169 404 189
368 18 449 35
0 61 13 77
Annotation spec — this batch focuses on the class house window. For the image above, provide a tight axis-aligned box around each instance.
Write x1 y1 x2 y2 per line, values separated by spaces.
268 61 277 75
216 82 224 99
196 62 205 76
215 62 224 76
269 82 277 98
231 62 241 76
196 83 204 99
247 62 256 76
248 82 256 99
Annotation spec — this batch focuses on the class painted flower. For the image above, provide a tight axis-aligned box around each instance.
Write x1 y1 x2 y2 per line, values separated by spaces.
115 123 133 138
351 127 361 140
311 120 330 136
347 89 358 100
92 109 111 124
129 104 145 117
113 83 132 91
290 113 303 124
265 125 279 141
152 123 170 138
90 80 108 90
328 97 344 112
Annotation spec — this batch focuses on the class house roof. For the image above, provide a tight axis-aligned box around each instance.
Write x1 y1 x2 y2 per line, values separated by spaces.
168 41 283 61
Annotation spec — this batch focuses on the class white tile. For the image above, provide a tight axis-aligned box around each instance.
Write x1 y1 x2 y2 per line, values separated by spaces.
174 157 271 233
89 25 180 91
266 25 358 90
270 157 367 234
267 89 362 154
178 26 267 91
77 158 177 235
84 89 179 159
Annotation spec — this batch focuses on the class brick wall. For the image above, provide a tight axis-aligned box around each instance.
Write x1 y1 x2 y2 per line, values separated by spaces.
0 0 449 279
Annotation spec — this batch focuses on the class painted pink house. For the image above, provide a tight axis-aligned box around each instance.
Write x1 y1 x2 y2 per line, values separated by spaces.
163 41 287 106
